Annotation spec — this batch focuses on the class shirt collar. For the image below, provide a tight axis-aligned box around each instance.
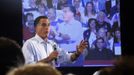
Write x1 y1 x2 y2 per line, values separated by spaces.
34 34 50 44
64 18 75 25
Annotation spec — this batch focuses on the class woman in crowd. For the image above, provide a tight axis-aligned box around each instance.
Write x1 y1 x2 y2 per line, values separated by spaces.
82 2 97 27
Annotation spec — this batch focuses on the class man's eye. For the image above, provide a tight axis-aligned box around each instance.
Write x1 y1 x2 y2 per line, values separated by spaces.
42 23 47 26
41 23 50 26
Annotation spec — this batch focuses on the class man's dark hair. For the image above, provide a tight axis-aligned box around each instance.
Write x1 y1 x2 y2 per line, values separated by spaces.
69 6 76 16
0 37 25 75
63 5 76 16
88 18 97 28
94 37 105 48
26 13 33 19
34 16 48 27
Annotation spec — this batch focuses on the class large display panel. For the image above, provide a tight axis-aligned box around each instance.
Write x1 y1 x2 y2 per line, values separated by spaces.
22 0 121 67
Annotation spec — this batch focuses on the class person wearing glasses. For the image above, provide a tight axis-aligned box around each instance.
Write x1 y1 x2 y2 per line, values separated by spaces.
22 16 87 67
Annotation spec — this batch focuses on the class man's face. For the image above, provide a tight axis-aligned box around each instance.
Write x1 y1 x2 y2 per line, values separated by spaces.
98 28 106 38
96 39 104 49
35 18 50 39
63 7 73 22
73 0 80 8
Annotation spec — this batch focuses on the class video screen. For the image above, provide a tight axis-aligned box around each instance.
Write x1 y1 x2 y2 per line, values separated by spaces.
22 0 121 67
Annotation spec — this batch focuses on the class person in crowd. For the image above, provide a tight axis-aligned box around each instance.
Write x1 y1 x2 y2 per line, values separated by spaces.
82 0 92 7
73 0 84 21
106 30 114 51
96 27 113 50
83 18 97 50
29 0 37 8
23 0 37 9
7 63 62 75
114 27 121 44
46 0 53 8
47 8 63 41
37 3 48 16
24 0 48 19
109 0 120 19
110 1 120 30
113 27 121 56
57 0 68 10
35 0 48 8
110 56 134 75
93 67 112 75
105 0 111 18
22 16 87 67
92 0 106 13
55 5 84 53
52 0 59 9
96 11 111 32
82 2 97 27
0 37 25 75
93 56 134 75
23 13 35 42
85 37 114 60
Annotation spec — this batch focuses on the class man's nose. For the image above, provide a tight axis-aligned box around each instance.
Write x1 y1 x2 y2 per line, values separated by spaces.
45 26 50 30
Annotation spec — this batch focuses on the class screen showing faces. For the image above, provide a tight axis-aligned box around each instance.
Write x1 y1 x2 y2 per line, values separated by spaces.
22 0 121 67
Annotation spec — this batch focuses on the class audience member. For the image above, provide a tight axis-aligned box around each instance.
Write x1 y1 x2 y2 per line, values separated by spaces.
92 0 106 13
96 27 113 50
86 37 114 60
114 27 121 44
0 37 25 75
96 11 111 32
82 2 97 27
83 18 97 50
7 63 62 75
113 27 121 56
47 8 63 41
56 5 84 52
23 13 35 42
73 0 84 21
93 56 134 75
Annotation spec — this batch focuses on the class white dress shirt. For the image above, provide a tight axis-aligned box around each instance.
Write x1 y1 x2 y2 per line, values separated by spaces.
22 34 72 66
56 19 83 52
88 31 97 48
